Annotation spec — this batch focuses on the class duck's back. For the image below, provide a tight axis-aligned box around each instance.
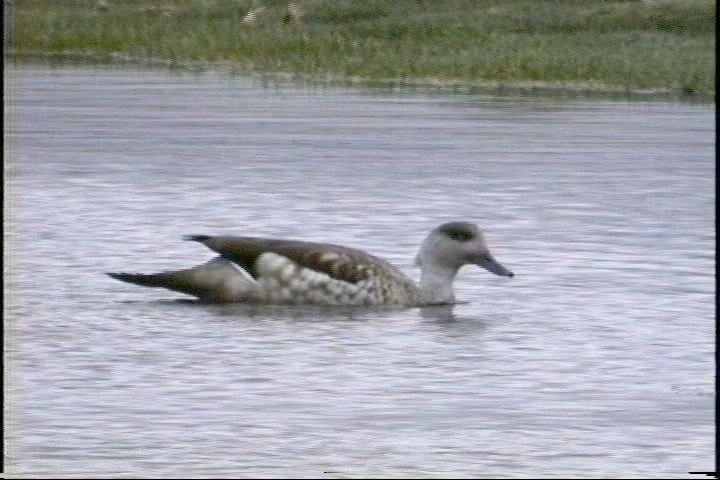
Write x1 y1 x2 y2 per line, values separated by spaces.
188 235 422 305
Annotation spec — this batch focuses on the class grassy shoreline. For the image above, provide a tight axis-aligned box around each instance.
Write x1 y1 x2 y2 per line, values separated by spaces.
8 0 716 100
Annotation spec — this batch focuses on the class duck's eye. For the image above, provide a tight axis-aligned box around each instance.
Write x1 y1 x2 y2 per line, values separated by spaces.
448 231 471 242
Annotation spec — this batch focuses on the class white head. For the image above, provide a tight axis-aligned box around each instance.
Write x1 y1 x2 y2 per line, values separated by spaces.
415 221 513 303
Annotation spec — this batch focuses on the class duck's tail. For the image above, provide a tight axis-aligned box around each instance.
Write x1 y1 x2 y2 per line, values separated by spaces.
107 257 258 303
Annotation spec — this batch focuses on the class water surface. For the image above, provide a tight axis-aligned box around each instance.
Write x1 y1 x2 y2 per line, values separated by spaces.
5 64 715 478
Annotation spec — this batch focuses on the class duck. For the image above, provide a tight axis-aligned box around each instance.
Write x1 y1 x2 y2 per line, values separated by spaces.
107 221 514 305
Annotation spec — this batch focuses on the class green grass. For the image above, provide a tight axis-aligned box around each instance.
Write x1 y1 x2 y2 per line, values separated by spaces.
8 0 716 98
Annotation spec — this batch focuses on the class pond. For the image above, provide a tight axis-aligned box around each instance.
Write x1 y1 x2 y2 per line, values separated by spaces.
5 63 715 478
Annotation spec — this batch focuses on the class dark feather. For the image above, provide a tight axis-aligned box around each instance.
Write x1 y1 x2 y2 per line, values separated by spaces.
189 236 402 285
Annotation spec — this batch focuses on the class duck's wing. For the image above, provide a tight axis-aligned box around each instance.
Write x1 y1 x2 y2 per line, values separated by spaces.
184 235 409 286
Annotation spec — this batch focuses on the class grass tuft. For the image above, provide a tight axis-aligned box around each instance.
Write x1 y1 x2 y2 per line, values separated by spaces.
8 0 716 97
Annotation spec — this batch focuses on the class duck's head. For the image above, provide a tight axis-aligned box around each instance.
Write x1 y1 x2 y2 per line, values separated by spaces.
415 221 514 277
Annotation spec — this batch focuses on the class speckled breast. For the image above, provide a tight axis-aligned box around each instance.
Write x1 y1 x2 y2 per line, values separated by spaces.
252 252 422 306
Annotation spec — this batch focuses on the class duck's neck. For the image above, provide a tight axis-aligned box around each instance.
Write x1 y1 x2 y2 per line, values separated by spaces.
419 262 460 304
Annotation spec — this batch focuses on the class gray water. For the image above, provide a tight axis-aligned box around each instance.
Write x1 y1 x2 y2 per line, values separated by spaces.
5 64 715 478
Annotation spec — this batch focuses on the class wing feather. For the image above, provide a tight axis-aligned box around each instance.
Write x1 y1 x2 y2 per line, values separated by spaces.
187 236 407 286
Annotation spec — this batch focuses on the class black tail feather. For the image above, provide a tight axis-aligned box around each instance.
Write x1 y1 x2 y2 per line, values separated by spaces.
184 235 212 243
106 272 169 288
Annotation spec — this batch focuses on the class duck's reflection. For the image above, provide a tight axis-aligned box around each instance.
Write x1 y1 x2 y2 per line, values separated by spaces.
161 298 464 323
419 303 457 322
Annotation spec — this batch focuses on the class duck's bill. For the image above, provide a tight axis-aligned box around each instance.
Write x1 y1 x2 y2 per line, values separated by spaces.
477 255 514 277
